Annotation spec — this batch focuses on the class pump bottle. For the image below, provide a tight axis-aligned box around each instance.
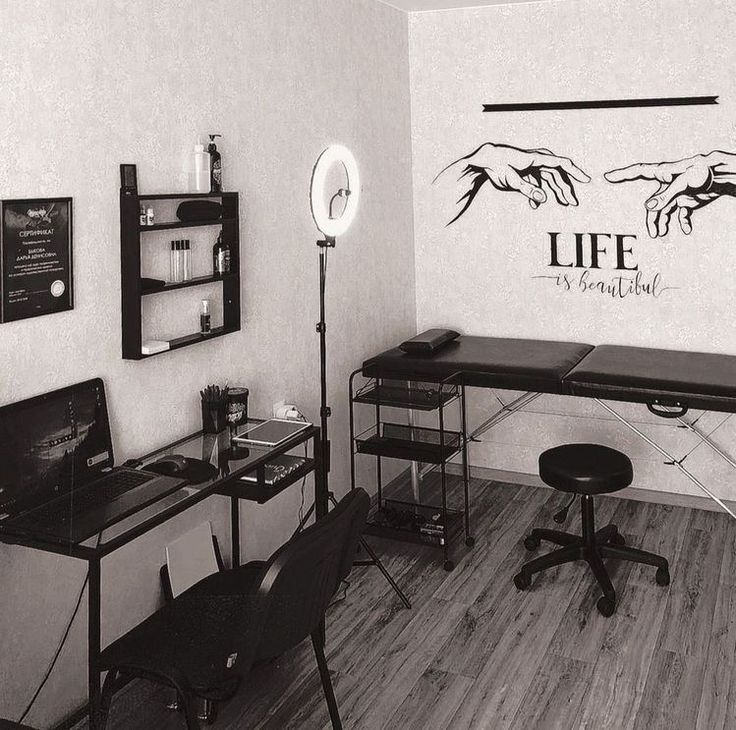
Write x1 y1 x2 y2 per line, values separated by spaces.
191 138 210 193
208 134 223 192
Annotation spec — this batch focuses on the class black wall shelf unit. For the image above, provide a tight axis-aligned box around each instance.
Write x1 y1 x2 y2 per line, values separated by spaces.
120 189 240 360
349 372 474 571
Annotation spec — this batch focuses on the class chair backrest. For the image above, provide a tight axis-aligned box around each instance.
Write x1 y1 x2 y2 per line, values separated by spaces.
252 488 370 661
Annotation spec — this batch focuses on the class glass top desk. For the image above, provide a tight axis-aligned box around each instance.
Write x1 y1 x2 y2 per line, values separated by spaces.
0 419 324 728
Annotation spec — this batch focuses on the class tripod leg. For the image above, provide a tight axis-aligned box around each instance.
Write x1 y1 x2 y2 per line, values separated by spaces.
359 537 411 609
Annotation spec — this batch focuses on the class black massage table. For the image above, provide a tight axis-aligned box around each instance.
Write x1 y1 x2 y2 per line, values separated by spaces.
361 334 736 518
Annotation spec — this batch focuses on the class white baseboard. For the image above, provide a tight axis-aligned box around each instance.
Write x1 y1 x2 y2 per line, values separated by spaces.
441 463 736 515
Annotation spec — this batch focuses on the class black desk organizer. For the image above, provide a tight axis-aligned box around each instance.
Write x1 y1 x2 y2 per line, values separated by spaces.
120 190 241 360
349 372 474 571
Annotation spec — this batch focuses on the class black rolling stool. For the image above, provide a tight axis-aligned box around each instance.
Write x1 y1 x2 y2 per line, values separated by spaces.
513 443 670 616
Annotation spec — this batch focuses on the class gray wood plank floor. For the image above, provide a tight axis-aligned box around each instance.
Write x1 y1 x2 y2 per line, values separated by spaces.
84 475 736 730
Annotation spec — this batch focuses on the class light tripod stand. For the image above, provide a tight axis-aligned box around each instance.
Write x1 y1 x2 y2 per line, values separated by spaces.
301 145 410 609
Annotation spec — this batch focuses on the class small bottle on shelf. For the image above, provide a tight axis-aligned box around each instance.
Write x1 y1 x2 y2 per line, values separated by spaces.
200 299 211 335
171 241 184 282
146 207 155 226
208 134 223 192
170 241 177 282
191 138 210 193
183 240 191 281
212 233 230 277
139 204 147 226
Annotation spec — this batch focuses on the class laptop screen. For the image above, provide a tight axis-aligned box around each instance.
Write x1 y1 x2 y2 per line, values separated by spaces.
0 379 114 519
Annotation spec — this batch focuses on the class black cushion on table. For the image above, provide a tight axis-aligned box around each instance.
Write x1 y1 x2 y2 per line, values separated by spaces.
399 329 460 354
539 444 633 495
363 336 593 394
564 345 736 413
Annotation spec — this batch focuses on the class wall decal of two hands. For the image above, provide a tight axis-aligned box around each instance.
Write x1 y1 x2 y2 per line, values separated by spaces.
435 142 736 237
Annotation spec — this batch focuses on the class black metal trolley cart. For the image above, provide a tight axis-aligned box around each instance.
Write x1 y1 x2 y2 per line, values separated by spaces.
349 368 474 571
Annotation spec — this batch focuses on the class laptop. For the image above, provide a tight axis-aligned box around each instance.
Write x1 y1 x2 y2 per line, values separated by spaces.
0 378 185 545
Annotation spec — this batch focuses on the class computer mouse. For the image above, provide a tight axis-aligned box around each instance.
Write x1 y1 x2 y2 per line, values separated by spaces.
148 454 189 476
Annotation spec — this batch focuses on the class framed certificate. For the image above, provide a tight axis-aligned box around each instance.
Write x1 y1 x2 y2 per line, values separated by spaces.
1 197 73 323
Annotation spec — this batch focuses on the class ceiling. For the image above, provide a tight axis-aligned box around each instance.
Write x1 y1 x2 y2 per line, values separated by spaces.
380 0 556 11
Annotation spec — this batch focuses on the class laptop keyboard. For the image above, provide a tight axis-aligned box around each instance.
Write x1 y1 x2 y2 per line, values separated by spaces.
30 470 154 526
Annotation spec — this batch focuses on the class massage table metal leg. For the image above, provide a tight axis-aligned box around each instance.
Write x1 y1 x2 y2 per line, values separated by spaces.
595 399 736 521
676 415 736 471
470 391 543 442
416 390 543 483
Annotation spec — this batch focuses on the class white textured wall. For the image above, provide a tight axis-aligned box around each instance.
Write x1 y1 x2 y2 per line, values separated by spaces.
0 1 415 725
408 0 736 497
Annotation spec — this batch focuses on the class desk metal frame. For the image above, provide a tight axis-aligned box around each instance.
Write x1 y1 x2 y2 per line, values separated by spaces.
0 426 324 730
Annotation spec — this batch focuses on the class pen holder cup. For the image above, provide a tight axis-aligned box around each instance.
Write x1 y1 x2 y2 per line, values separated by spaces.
202 401 228 434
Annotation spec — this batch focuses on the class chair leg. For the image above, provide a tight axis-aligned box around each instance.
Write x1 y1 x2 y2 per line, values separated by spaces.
312 631 342 730
95 669 119 730
520 544 584 577
530 528 580 547
588 549 616 602
595 525 619 544
599 543 669 570
180 691 202 730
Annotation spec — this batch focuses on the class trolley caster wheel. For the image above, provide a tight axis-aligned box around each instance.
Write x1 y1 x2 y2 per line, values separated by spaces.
513 572 531 590
655 567 671 586
465 536 476 547
524 534 541 551
611 531 626 546
596 596 616 617
444 560 455 572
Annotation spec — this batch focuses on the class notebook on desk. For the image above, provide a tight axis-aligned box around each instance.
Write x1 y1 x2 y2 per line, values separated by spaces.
0 378 185 545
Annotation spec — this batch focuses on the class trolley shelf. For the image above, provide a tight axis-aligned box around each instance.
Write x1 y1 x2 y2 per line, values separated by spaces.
353 381 458 411
364 498 463 548
355 422 463 464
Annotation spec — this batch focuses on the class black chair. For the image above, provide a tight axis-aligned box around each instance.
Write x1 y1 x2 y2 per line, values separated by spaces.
96 488 371 730
513 444 670 617
0 720 38 730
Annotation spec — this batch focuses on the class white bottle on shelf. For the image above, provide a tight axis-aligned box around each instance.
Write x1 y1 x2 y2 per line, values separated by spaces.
191 138 210 193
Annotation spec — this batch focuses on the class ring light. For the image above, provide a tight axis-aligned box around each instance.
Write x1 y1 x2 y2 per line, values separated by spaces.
310 145 360 238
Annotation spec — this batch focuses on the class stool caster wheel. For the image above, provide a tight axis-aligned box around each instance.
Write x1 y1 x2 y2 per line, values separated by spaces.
524 535 541 551
656 567 670 586
465 536 476 547
444 560 455 572
596 596 616 617
611 531 626 546
513 572 531 590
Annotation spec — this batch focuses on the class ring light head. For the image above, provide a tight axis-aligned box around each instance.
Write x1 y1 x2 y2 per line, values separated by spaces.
310 145 360 238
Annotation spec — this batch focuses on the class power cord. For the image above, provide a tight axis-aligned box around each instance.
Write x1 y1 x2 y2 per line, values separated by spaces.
19 528 104 724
